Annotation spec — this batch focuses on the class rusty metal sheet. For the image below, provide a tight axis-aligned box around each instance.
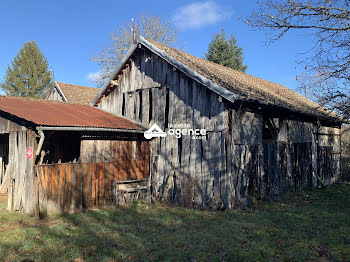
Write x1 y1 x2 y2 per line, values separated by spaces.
0 97 144 130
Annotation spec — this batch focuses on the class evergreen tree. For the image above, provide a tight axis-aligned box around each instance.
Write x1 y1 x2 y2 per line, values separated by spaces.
205 29 247 72
1 41 52 98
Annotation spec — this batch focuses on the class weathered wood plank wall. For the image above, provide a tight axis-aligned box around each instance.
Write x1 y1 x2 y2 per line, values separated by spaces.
80 139 149 165
7 130 36 214
0 118 32 212
47 87 65 102
35 139 150 214
0 117 26 134
96 47 341 208
35 159 149 215
0 117 38 214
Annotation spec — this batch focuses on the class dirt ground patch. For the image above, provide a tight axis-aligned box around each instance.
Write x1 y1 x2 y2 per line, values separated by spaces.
0 193 8 204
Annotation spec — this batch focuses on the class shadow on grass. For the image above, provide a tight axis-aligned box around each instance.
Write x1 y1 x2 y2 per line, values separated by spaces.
0 183 349 262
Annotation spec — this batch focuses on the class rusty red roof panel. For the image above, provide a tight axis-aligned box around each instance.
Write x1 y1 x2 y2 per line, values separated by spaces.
0 96 144 130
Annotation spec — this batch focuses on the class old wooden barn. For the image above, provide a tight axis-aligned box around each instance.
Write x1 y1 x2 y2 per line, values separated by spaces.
91 37 343 209
0 37 344 214
0 97 149 215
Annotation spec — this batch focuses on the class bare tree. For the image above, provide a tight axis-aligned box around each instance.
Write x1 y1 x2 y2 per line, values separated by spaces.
93 14 179 86
248 0 350 119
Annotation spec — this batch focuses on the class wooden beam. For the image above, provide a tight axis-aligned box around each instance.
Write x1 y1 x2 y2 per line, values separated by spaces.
110 80 119 87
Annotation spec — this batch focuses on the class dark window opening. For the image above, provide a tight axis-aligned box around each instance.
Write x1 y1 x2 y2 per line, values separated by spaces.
0 134 9 188
228 110 233 134
178 137 182 165
40 131 81 164
200 139 204 159
139 90 143 122
133 93 137 118
262 117 278 143
122 93 126 116
149 89 153 122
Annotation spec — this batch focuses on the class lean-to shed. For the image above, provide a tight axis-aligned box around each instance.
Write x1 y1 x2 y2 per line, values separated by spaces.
0 97 149 214
91 37 343 209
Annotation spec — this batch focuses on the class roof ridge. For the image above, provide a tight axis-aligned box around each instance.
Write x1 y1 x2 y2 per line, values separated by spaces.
55 81 99 90
145 38 321 106
145 39 245 74
145 38 288 88
91 36 342 122
2 95 95 106
142 38 341 122
3 95 65 103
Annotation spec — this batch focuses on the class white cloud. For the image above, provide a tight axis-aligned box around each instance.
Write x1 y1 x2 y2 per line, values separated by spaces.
172 1 234 30
87 71 102 82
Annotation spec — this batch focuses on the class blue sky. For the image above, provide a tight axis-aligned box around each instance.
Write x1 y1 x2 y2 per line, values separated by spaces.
0 0 312 93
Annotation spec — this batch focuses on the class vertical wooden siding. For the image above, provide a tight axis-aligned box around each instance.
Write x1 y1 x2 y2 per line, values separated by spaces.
35 139 150 214
7 130 36 214
35 159 150 214
96 48 342 209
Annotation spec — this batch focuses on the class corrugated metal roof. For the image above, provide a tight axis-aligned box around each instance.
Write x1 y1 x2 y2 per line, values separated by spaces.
0 96 144 130
56 82 100 105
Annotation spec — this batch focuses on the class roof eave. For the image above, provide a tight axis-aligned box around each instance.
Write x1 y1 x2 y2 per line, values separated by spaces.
36 126 145 133
240 97 344 124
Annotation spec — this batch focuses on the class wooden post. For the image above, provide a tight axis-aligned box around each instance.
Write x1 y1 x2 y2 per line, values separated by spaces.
35 176 39 218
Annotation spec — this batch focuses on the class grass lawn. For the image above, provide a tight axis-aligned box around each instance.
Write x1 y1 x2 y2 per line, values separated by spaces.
0 183 349 262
